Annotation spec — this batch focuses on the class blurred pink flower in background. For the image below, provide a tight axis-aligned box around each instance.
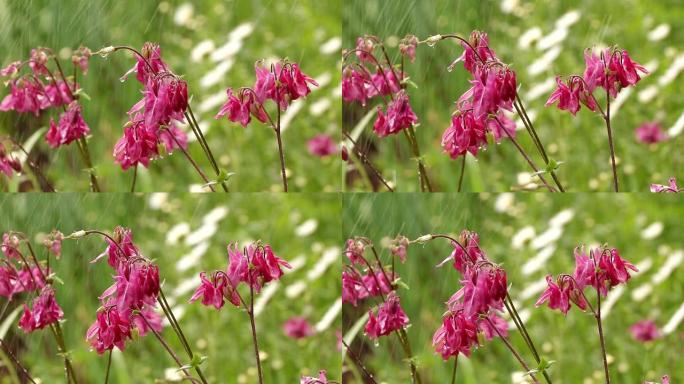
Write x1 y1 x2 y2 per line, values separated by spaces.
283 316 315 339
307 134 338 157
635 122 668 144
630 320 661 342
651 177 680 193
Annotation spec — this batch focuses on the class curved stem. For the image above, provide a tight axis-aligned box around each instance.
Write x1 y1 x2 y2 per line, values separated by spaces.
186 107 229 192
274 126 288 192
139 313 192 378
457 155 466 192
505 295 553 383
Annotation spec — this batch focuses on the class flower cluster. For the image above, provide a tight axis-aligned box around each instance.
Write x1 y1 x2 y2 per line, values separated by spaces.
86 227 162 354
1 231 63 333
1 48 90 148
546 47 647 115
441 31 518 159
0 143 21 178
190 241 291 310
536 246 637 315
650 177 681 193
341 236 410 341
114 43 188 170
432 230 509 360
215 61 318 128
342 35 418 137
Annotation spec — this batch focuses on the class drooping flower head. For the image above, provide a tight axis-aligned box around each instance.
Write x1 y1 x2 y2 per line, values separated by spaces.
86 307 133 354
399 35 419 63
344 238 366 265
365 292 409 339
373 90 418 137
535 274 587 315
650 178 680 193
301 370 329 384
432 310 480 359
189 270 239 310
18 287 64 333
0 144 22 178
441 109 488 159
46 102 90 148
71 46 92 75
342 67 370 106
389 235 410 263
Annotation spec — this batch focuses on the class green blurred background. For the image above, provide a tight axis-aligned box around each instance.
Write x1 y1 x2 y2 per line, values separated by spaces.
343 0 684 192
0 0 341 192
343 193 683 383
0 193 341 382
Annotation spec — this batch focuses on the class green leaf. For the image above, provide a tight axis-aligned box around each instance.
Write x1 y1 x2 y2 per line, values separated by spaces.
0 306 23 339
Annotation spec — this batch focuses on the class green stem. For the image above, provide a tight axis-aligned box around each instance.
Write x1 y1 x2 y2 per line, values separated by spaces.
451 356 458 384
104 349 112 384
185 108 229 192
457 155 466 192
249 285 264 384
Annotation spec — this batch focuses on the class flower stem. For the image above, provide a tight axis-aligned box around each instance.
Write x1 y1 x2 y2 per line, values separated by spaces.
604 93 619 192
450 356 458 384
505 295 553 383
457 155 466 192
0 339 38 384
50 322 78 383
343 132 393 192
104 349 112 384
163 127 216 192
157 289 209 384
404 126 432 192
396 328 422 384
130 165 137 193
185 107 229 192
76 138 101 192
595 292 611 383
249 285 265 384
341 339 378 384
486 318 540 384
513 96 565 192
494 118 556 192
274 126 288 192
139 314 193 378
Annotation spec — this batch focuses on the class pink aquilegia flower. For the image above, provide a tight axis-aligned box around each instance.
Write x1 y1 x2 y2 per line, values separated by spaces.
307 134 338 157
18 287 64 333
344 238 366 265
191 241 290 310
0 146 21 178
71 46 92 75
355 36 376 63
121 42 169 84
538 245 636 315
650 177 681 193
630 320 661 342
548 47 647 115
441 110 487 159
432 311 480 359
450 31 499 74
189 271 239 310
399 35 419 63
283 316 315 339
389 235 409 263
113 117 160 170
342 67 370 106
342 270 363 307
365 292 409 339
42 230 64 258
373 90 418 137
46 102 90 148
1 233 21 260
366 68 402 98
644 376 670 384
0 79 46 116
301 370 329 384
635 122 668 144
86 308 132 354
